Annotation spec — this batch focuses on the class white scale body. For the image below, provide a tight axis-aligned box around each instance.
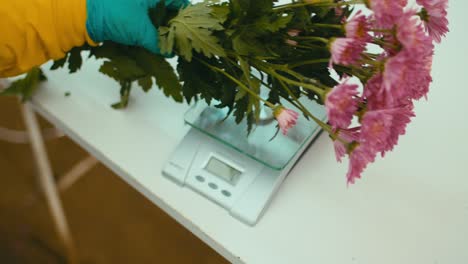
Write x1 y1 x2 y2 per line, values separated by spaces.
163 123 323 226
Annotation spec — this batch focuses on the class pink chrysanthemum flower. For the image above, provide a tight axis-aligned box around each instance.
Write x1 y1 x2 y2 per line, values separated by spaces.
383 50 432 105
396 10 434 56
330 38 365 66
360 109 395 152
335 7 345 19
346 11 371 42
360 107 414 155
361 110 394 152
274 106 299 135
285 39 298 46
367 0 408 28
384 106 414 155
347 145 376 185
287 29 301 37
366 13 434 108
363 73 387 110
412 54 434 100
417 0 449 43
333 128 360 162
400 53 433 101
325 77 360 129
382 54 412 106
335 107 414 184
286 30 301 46
346 107 413 184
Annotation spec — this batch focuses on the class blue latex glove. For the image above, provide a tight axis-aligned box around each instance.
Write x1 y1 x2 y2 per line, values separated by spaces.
86 0 189 54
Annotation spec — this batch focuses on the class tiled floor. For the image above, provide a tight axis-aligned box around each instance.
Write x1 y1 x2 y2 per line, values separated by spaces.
0 96 227 264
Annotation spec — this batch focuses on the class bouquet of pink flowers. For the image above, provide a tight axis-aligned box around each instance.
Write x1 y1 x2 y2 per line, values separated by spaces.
324 0 448 183
2 0 449 184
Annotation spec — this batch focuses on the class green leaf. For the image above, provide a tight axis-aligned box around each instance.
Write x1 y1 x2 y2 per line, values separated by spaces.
0 68 45 102
160 3 226 61
159 26 175 55
255 14 292 33
90 42 123 59
50 56 67 70
39 70 48 81
177 56 221 104
99 61 121 82
211 3 230 23
230 0 275 19
149 0 167 27
215 81 237 112
98 57 146 82
309 0 336 19
115 58 145 80
0 81 22 96
132 50 183 102
239 58 254 89
68 47 83 73
267 84 280 105
233 95 249 124
48 44 92 74
232 33 270 56
112 82 132 109
248 78 261 120
235 88 247 101
246 112 255 135
138 77 153 92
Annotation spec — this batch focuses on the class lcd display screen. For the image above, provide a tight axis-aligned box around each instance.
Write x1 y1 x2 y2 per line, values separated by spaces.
205 156 242 184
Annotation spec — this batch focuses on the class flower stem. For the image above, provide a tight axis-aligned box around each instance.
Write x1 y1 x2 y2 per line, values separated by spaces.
273 0 365 12
312 23 344 30
196 58 276 109
275 79 343 141
252 59 329 101
225 58 312 116
289 58 330 69
370 28 394 33
372 38 399 50
293 36 330 44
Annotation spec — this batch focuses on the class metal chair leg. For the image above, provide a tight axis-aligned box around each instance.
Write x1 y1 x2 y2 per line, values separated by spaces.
21 102 78 264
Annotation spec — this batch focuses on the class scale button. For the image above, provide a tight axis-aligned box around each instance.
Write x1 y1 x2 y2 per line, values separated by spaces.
208 183 218 190
221 190 232 197
195 175 205 182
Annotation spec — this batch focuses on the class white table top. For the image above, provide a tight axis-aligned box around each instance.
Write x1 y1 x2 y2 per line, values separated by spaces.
31 1 468 263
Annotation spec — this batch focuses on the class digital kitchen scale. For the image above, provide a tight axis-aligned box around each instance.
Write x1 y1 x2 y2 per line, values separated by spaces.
163 99 326 226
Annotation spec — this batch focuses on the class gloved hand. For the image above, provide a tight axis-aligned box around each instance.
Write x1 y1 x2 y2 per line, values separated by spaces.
86 0 189 54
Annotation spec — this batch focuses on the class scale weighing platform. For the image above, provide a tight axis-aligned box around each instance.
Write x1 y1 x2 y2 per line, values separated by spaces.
163 100 326 226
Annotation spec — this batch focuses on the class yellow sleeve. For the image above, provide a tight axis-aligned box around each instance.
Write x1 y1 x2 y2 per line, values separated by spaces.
0 0 97 77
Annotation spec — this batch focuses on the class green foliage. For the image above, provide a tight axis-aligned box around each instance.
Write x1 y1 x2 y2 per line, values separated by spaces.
230 0 276 19
0 68 46 102
177 56 221 104
5 0 356 133
159 2 227 61
90 43 183 108
50 45 93 73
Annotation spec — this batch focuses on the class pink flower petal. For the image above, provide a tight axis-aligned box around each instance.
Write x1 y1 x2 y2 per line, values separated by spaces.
368 0 408 28
333 128 360 162
330 38 365 66
360 107 415 155
417 0 449 43
346 11 372 43
274 107 300 135
326 77 360 129
347 145 377 185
